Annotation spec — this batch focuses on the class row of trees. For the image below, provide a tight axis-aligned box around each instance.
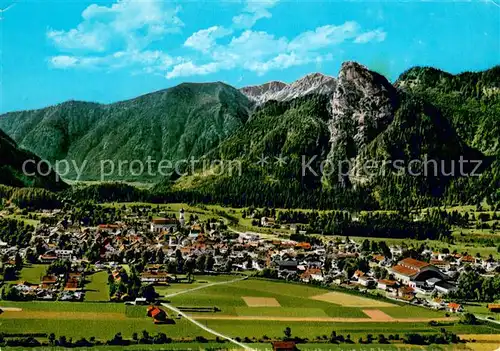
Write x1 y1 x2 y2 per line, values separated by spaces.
281 327 460 346
449 269 500 302
0 330 183 348
0 218 34 246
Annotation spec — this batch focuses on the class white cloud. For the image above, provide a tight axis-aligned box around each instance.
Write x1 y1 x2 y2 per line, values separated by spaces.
354 29 387 44
49 56 79 69
227 30 288 58
50 50 177 73
232 0 279 29
165 61 223 79
47 25 110 52
48 0 387 80
47 0 183 52
184 26 233 52
245 52 334 75
288 22 361 51
166 20 385 78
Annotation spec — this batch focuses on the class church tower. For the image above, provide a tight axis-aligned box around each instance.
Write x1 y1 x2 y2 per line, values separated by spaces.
179 208 185 227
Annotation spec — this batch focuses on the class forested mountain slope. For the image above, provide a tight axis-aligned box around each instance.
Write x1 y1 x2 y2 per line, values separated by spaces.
0 83 252 180
0 129 66 191
157 63 498 209
396 66 500 156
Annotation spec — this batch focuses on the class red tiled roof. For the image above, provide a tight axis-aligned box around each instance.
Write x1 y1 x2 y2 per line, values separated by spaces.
295 242 311 249
64 280 79 290
461 255 475 262
41 275 57 284
430 259 448 266
378 279 398 286
448 302 461 309
399 257 430 269
148 306 166 319
391 264 419 277
400 286 415 294
152 218 177 225
300 268 321 279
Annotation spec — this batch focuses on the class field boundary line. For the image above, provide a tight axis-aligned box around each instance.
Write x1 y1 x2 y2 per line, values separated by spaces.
163 275 247 299
162 275 254 351
161 303 254 351
184 315 460 323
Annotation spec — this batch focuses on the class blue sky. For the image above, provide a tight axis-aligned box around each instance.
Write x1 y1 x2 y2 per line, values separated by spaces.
0 0 499 113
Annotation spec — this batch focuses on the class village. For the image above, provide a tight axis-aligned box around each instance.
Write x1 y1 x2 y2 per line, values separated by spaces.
1 204 500 321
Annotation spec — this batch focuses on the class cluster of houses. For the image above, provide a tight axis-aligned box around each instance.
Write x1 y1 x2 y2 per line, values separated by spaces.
10 267 85 301
1 207 499 314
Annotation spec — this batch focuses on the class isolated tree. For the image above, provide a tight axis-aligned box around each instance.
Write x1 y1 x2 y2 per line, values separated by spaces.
205 254 215 272
283 327 292 340
48 333 56 345
14 253 23 269
196 254 206 272
329 330 337 343
139 284 157 302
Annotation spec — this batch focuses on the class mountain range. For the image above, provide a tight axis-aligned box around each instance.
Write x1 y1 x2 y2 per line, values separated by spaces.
0 61 498 209
0 83 251 180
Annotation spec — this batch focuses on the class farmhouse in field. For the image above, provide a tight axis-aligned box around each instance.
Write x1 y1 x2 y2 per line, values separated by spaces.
146 305 171 324
447 302 463 313
488 303 500 312
271 341 296 351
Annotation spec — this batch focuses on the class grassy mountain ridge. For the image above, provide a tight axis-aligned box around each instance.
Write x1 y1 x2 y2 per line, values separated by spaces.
0 82 252 180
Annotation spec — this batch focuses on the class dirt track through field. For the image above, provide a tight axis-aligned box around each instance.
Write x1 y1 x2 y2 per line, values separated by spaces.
0 311 127 320
187 314 459 323
459 334 500 342
0 307 23 312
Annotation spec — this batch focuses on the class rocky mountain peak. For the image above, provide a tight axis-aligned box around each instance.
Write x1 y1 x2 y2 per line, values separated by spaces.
325 61 399 186
240 73 336 105
338 61 396 96
239 81 287 102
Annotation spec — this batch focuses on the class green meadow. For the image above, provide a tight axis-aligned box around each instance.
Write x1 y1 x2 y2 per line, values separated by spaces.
0 300 209 340
1 276 499 347
84 270 110 301
18 264 49 283
166 279 445 320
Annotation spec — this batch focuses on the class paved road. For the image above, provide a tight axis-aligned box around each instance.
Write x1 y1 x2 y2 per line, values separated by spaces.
476 315 500 326
161 275 254 351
